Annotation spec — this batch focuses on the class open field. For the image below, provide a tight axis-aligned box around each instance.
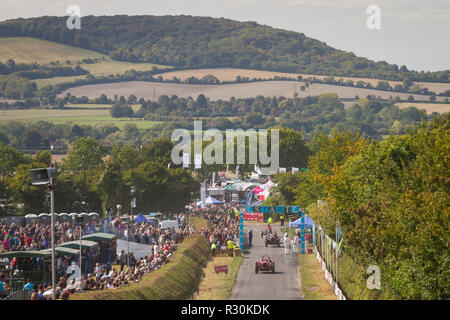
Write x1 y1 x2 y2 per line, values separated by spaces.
61 80 448 105
34 75 88 89
395 102 450 114
0 37 170 86
157 68 450 94
0 107 159 129
0 37 104 64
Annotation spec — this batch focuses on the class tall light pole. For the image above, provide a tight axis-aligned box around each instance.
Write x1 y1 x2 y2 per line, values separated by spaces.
30 166 56 300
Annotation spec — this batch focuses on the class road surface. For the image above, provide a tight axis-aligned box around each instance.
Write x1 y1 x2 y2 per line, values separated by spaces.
229 222 303 300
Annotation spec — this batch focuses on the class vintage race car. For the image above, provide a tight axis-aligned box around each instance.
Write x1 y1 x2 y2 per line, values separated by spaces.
265 233 281 247
255 257 275 273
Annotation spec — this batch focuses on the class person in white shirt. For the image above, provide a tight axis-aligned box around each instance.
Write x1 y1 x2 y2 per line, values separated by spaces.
284 232 290 255
293 233 300 253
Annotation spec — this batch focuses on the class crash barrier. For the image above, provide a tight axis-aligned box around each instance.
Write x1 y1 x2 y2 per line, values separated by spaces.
70 234 210 300
315 225 346 300
3 289 32 300
2 278 29 300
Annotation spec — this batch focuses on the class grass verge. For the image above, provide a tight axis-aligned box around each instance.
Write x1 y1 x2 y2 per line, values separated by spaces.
298 254 337 300
70 234 210 300
194 256 244 300
187 217 212 230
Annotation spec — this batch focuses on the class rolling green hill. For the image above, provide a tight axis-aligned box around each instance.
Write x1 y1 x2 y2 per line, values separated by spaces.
0 15 448 82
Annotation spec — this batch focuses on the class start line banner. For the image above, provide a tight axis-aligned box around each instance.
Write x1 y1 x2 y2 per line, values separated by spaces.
243 211 264 222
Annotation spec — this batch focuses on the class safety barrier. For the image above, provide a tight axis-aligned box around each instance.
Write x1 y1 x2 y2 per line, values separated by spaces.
314 225 347 300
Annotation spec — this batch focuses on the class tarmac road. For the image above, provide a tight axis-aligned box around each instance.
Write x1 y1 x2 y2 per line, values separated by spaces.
229 222 304 300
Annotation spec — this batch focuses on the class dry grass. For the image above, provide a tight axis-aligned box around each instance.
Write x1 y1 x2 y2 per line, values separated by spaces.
395 102 450 114
0 37 170 87
157 68 450 94
61 80 447 103
0 37 103 64
194 256 244 300
299 254 337 300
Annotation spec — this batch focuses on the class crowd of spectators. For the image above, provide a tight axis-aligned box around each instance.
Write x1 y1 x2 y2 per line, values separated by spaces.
0 206 242 300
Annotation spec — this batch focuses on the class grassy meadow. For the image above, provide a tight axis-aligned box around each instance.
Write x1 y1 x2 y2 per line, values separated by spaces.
0 105 160 129
0 37 171 88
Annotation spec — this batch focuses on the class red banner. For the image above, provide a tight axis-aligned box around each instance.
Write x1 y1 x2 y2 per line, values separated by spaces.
243 212 263 222
214 265 228 274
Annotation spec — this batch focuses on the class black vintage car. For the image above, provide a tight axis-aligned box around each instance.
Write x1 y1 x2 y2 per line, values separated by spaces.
264 232 280 247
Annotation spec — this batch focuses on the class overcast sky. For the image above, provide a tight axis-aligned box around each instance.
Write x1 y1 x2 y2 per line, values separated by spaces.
1 0 449 71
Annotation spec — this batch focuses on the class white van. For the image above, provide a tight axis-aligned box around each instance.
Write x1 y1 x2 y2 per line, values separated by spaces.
159 220 179 231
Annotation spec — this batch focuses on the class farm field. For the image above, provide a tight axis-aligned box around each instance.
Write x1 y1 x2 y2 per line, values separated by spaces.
34 75 88 89
395 102 450 114
156 68 450 94
0 37 170 85
60 80 448 105
0 107 160 129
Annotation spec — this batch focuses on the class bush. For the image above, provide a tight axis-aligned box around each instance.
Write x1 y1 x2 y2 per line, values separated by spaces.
110 103 134 118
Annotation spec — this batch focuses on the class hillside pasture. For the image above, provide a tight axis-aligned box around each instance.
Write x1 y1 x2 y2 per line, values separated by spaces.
60 81 448 105
0 107 159 128
0 37 170 86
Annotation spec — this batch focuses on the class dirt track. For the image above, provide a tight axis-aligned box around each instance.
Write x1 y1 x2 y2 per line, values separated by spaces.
228 222 303 300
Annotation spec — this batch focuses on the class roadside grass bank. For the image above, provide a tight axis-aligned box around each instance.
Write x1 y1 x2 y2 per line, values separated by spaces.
194 256 244 300
298 254 337 300
70 234 210 300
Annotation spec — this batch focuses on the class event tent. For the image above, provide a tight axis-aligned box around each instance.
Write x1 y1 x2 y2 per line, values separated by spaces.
81 232 116 242
59 240 98 250
253 186 264 193
134 213 149 224
41 247 80 256
289 216 314 228
205 196 224 205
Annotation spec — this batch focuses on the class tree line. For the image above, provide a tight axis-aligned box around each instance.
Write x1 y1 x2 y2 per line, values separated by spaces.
0 15 448 83
266 115 449 299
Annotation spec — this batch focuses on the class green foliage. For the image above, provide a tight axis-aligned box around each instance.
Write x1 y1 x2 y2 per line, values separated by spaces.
1 16 447 82
110 103 134 118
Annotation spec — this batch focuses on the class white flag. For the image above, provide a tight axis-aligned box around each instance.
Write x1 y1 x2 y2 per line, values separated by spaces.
131 198 136 208
292 167 299 174
235 165 239 180
182 153 190 168
167 163 171 169
257 166 262 175
195 153 202 169
212 172 215 186
279 167 286 173
226 165 229 178
200 186 206 209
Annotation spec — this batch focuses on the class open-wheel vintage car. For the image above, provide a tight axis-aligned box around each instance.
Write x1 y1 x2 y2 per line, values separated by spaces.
255 256 275 273
264 232 281 247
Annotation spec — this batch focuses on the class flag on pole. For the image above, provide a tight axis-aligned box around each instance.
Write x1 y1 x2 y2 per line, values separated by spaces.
226 165 229 178
279 167 286 173
235 165 239 180
212 172 215 186
195 153 202 169
292 167 299 174
182 153 190 168
167 163 171 169
200 186 206 208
